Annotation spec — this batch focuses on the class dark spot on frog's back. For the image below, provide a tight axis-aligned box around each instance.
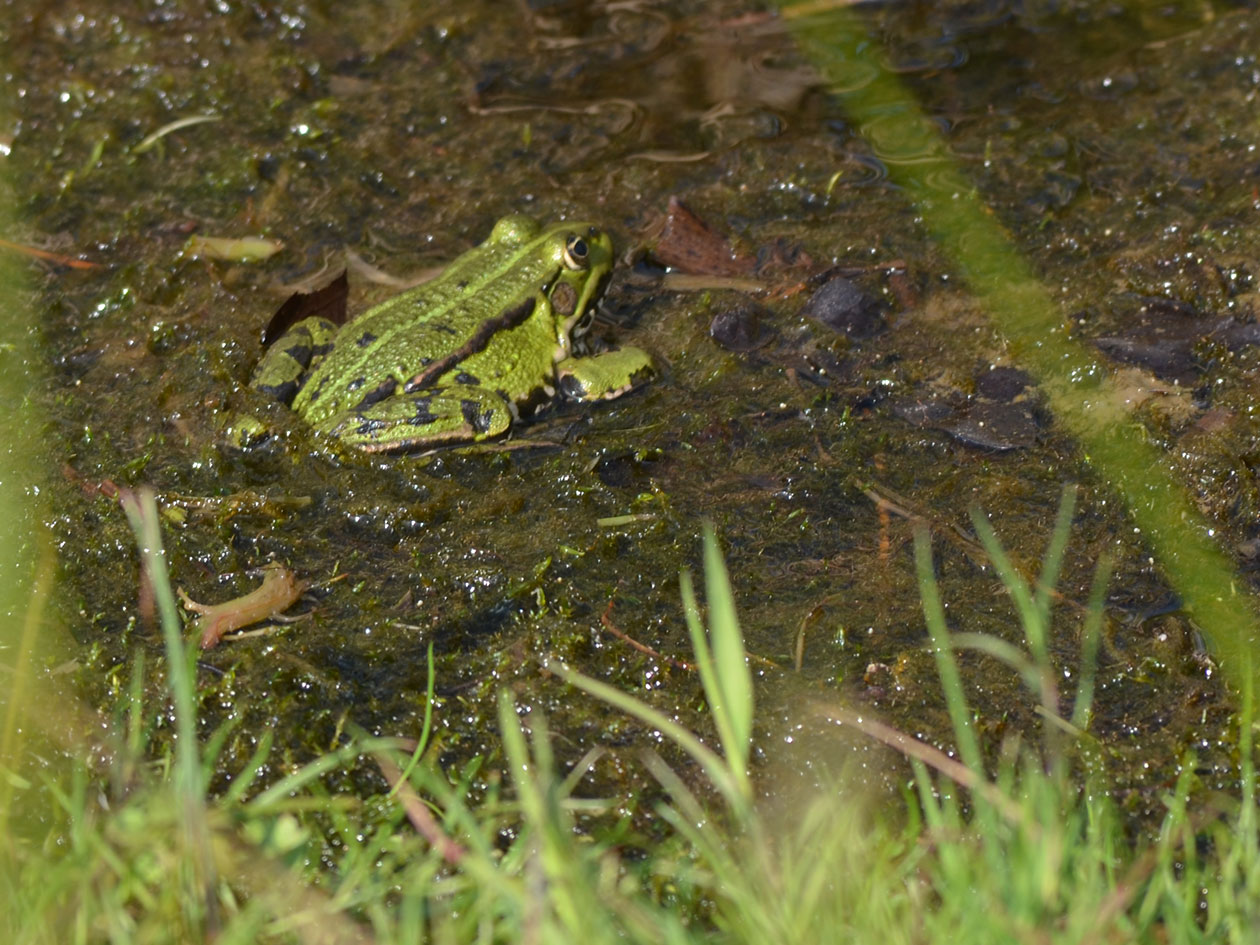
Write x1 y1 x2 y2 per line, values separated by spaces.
461 399 494 433
280 343 313 367
255 377 299 404
455 371 480 385
352 378 398 411
356 331 377 348
407 397 439 426
557 373 587 399
354 416 388 436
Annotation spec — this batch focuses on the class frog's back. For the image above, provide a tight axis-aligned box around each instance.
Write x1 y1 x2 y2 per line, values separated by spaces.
290 217 576 422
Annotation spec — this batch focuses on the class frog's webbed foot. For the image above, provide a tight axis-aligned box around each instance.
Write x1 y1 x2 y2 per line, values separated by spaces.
317 385 514 452
556 346 655 402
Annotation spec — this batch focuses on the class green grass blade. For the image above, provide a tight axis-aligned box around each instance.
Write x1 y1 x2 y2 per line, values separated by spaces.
701 524 753 773
677 525 753 803
949 632 1040 694
913 526 984 778
222 730 276 804
119 487 215 932
1071 556 1111 731
1033 485 1077 634
247 736 411 811
545 659 748 813
389 640 437 799
119 488 201 800
970 509 1041 650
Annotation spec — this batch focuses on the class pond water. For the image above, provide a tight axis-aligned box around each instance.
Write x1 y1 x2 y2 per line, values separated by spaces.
12 0 1260 821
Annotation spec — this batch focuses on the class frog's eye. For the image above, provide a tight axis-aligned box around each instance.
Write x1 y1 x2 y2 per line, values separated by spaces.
562 235 589 270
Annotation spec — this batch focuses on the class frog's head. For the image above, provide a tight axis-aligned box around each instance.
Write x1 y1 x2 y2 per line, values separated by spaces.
542 223 614 357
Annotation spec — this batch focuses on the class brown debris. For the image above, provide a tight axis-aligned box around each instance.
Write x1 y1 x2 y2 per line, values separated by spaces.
262 270 349 345
652 196 756 278
179 562 308 649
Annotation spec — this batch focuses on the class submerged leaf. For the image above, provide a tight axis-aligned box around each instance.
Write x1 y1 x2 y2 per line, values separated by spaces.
184 234 283 263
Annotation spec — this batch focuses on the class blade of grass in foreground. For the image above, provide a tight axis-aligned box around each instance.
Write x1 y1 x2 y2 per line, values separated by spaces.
681 523 753 800
119 489 202 802
546 660 747 811
551 524 754 810
119 487 216 930
0 150 47 844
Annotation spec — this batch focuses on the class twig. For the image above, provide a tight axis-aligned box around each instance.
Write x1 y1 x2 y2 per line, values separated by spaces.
0 236 99 269
600 597 694 671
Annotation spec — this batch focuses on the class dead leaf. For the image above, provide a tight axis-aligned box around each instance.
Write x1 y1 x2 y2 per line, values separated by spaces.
653 196 755 278
263 270 349 344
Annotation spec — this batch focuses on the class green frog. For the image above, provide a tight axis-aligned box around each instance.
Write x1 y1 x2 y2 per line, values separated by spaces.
249 214 654 451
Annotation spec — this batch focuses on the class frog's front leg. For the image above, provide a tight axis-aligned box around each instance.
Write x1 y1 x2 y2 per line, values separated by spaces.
313 385 514 452
555 346 655 402
250 317 338 404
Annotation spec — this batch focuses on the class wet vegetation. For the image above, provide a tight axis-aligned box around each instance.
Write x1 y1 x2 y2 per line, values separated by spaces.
7 0 1260 939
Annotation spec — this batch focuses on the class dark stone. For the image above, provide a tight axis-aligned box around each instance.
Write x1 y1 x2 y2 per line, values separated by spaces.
1094 336 1199 383
801 276 884 339
1218 320 1260 350
891 397 956 427
975 366 1032 402
709 301 775 351
943 401 1039 452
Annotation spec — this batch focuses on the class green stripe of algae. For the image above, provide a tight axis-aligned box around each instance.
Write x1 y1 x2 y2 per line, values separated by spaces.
780 3 1259 693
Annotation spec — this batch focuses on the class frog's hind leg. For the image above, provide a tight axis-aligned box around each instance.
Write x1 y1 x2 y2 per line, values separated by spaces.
319 385 514 452
250 317 339 405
